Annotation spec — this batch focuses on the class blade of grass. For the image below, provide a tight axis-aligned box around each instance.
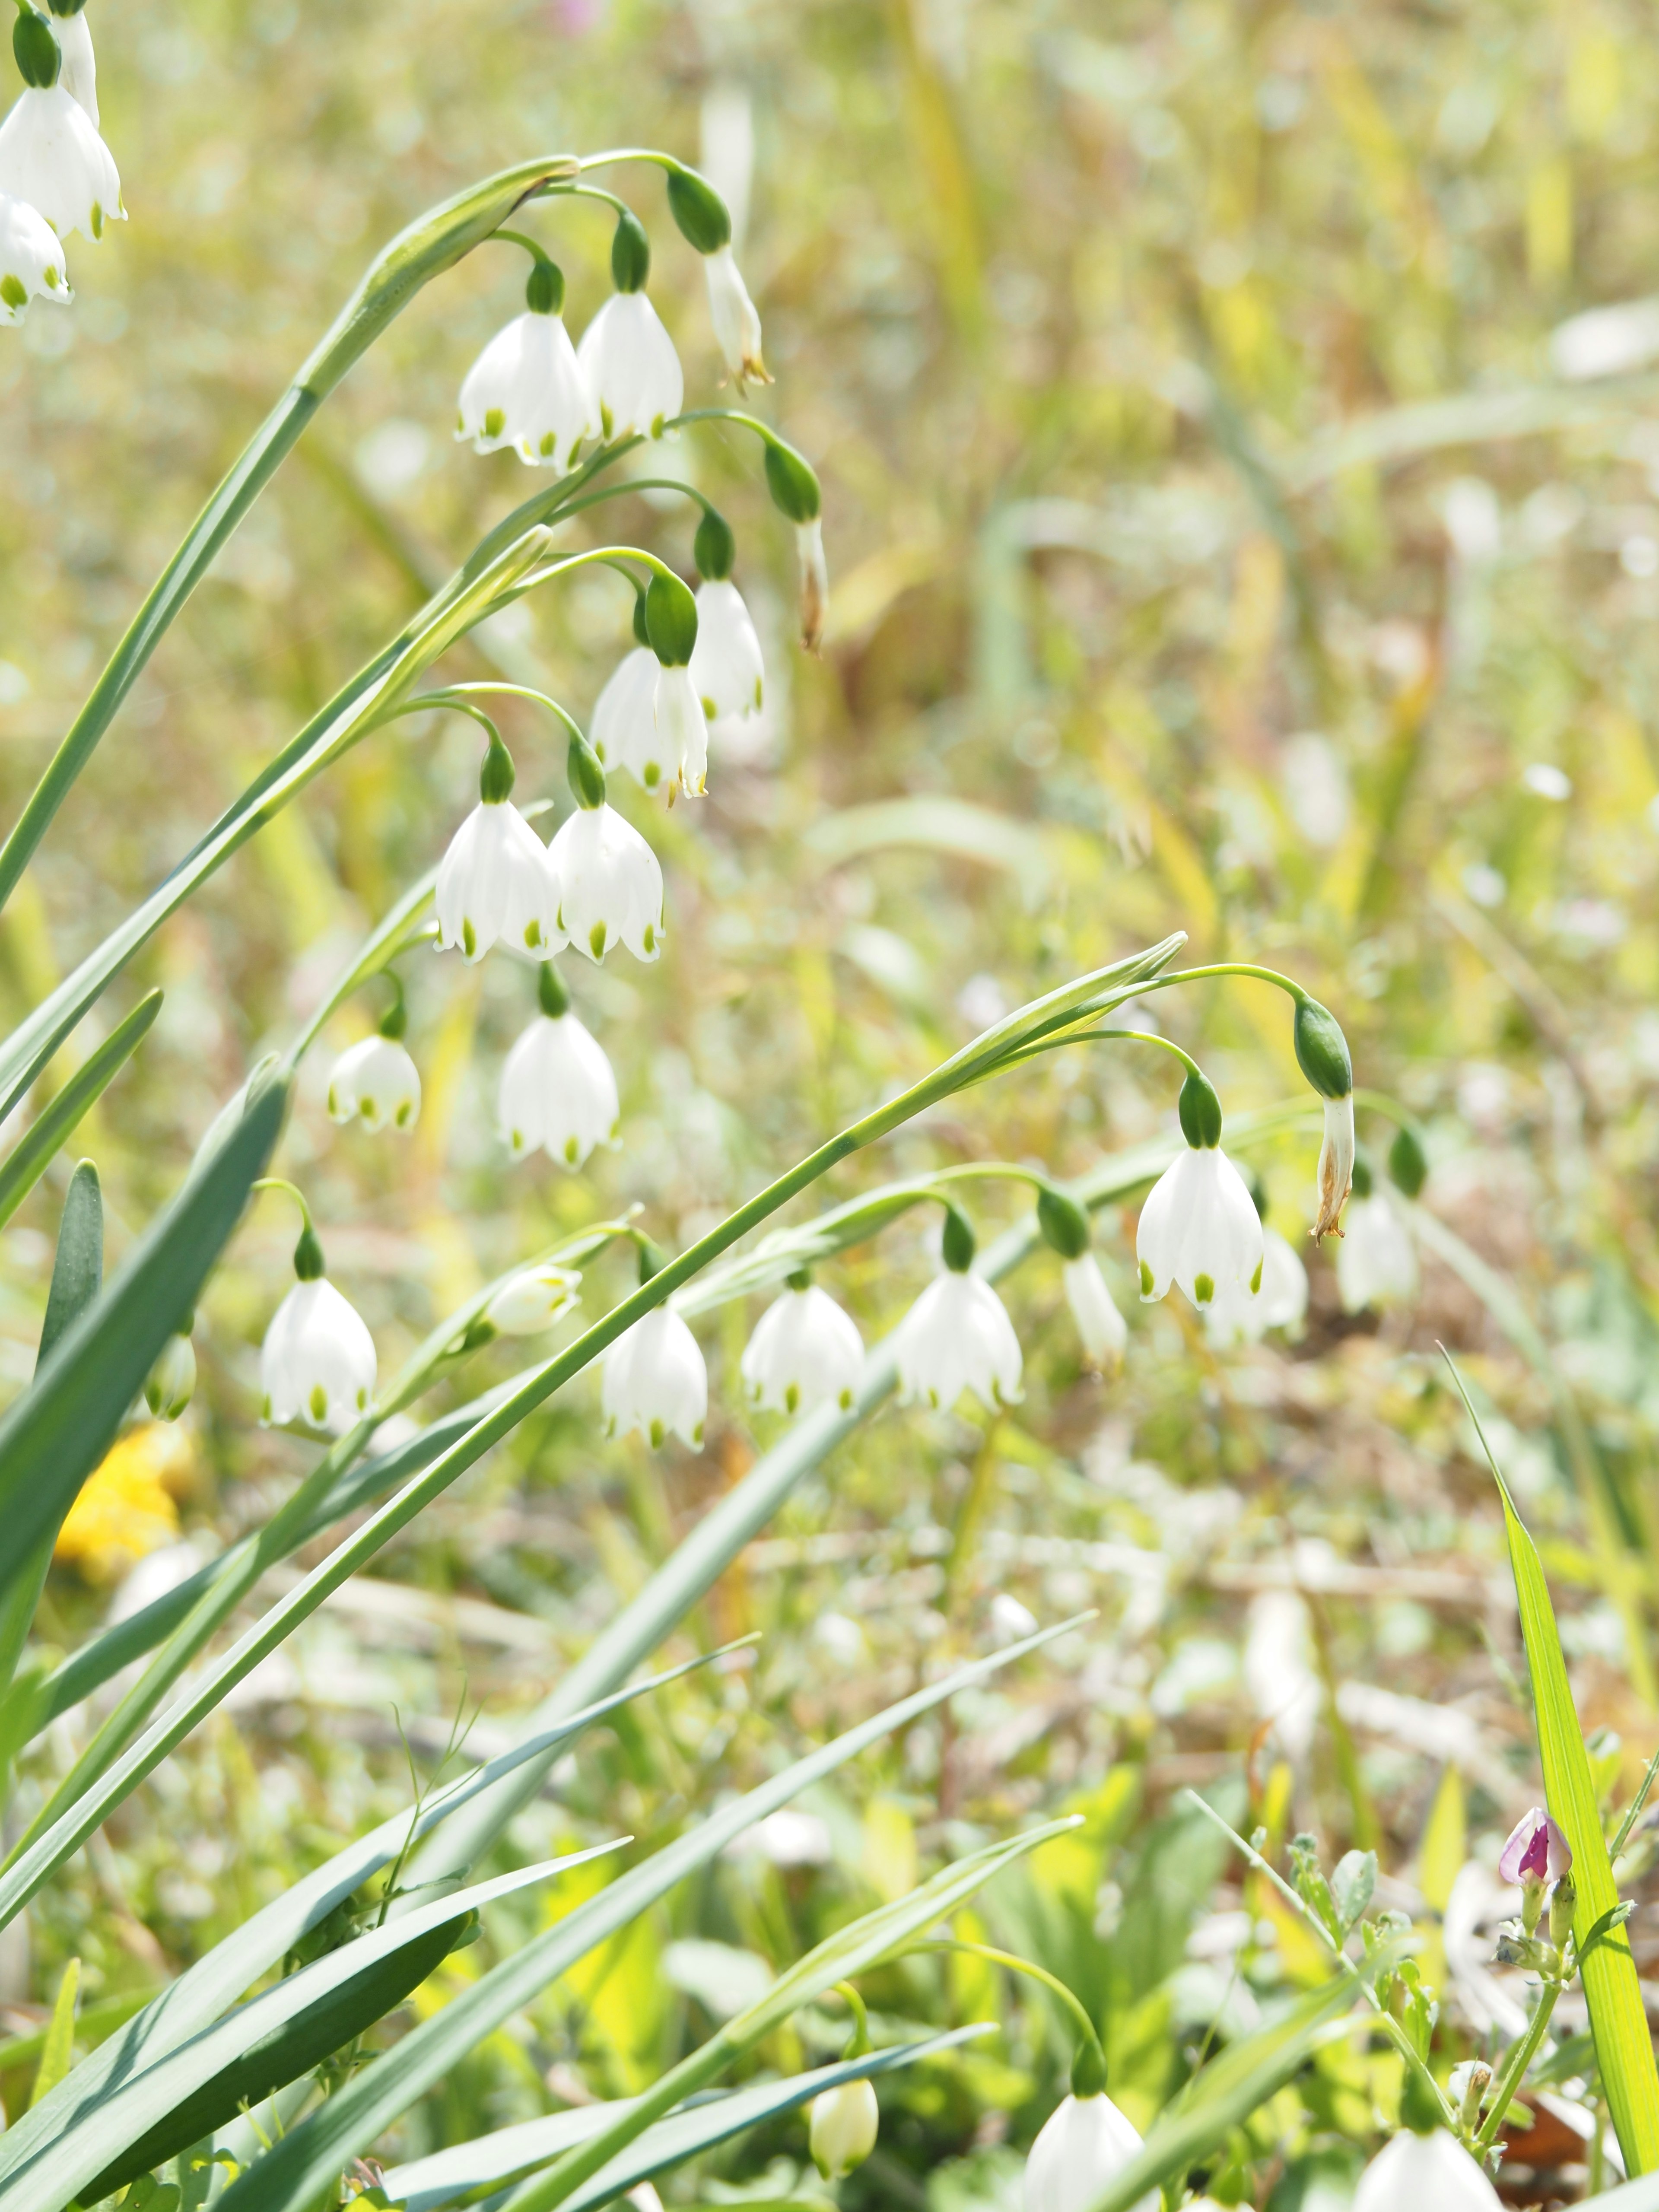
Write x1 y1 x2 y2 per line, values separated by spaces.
0 989 159 1234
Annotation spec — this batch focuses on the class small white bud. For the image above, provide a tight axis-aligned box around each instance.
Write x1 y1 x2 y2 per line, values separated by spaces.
808 2078 878 2180
484 1263 582 1337
143 1333 195 1421
326 1035 421 1134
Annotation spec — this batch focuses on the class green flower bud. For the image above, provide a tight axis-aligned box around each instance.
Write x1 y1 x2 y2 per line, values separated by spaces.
537 960 571 1018
610 207 651 294
1399 2063 1444 2136
479 731 516 805
1036 1185 1090 1261
645 569 699 667
1069 2037 1108 2100
1387 1122 1429 1199
693 505 736 582
566 731 607 811
1293 994 1353 1101
377 980 407 1041
763 434 822 525
1178 1067 1223 1150
44 0 86 14
941 1203 976 1273
665 163 732 254
524 256 564 317
631 588 651 647
293 1224 325 1282
13 7 60 88
636 1236 667 1285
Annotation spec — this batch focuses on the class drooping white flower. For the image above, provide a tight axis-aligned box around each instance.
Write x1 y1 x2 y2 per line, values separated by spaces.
896 1270 1023 1413
1336 1192 1417 1313
261 1278 377 1436
0 189 68 320
1023 2092 1157 2212
1352 2129 1503 2212
1204 1227 1309 1346
1314 1092 1355 1240
741 1283 864 1415
498 1007 620 1168
796 517 829 651
1136 1146 1264 1310
703 243 767 387
577 290 683 439
55 8 96 127
143 1332 195 1421
689 579 764 721
435 798 555 963
602 1303 706 1450
456 309 595 470
0 84 121 242
653 663 709 799
326 1034 422 1134
1244 1590 1319 1763
545 802 664 964
808 2078 878 2180
483 1262 582 1336
991 1591 1038 1643
591 647 662 782
1062 1255 1127 1371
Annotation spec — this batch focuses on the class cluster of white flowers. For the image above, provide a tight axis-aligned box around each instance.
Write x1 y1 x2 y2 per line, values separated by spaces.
0 1 121 327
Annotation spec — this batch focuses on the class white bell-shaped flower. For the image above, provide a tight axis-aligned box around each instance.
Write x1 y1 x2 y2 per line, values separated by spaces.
1136 1142 1264 1311
435 788 555 964
1353 2129 1502 2212
456 308 595 471
483 1262 582 1336
577 290 683 439
689 579 764 721
1336 1190 1417 1313
591 647 662 782
326 1034 421 1134
0 84 121 242
896 1223 1023 1414
653 663 709 799
546 801 664 964
1062 1255 1127 1372
1205 1225 1309 1345
1315 1093 1355 1240
703 244 767 387
55 8 96 127
808 2078 878 2180
1023 2092 1157 2212
143 1332 195 1421
741 1281 864 1415
796 517 829 651
602 1303 706 1450
0 189 68 320
498 985 620 1170
261 1277 377 1437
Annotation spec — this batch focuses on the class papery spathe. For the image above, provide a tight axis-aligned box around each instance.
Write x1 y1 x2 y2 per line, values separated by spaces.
602 1303 707 1449
577 290 683 438
545 802 664 963
0 84 121 242
435 798 555 963
498 1010 620 1168
1023 2092 1157 2212
261 1278 376 1437
689 578 764 721
1352 2129 1503 2212
896 1270 1023 1412
326 1034 421 1134
704 243 766 387
741 1284 864 1415
0 190 68 320
1136 1146 1264 1309
796 516 829 651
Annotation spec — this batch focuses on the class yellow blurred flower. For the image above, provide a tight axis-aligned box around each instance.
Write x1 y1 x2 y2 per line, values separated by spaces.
54 1423 193 1583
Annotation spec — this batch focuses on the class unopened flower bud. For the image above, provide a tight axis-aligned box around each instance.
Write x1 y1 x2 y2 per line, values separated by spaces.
485 1263 582 1337
693 505 736 582
644 569 698 667
1292 994 1353 1101
807 2079 878 2180
144 1331 196 1421
1549 1871 1576 1950
1388 1122 1429 1199
664 162 731 253
13 10 60 90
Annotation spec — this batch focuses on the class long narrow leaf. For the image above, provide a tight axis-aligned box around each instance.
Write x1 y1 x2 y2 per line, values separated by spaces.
213 1618 1088 2212
1453 1371 1659 2176
0 990 158 1234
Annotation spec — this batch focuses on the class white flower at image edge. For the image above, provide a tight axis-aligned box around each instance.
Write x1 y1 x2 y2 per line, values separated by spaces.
1353 2129 1503 2212
326 1034 422 1134
0 84 121 242
1136 1145 1264 1309
0 189 68 319
808 2079 878 2180
689 579 765 720
546 802 664 963
577 290 683 438
1205 1226 1309 1346
1336 1192 1418 1313
435 798 555 963
602 1304 707 1449
484 1262 582 1336
456 309 595 470
896 1270 1023 1413
1023 2092 1157 2212
741 1283 864 1415
261 1279 377 1436
1062 1254 1127 1370
498 1009 620 1167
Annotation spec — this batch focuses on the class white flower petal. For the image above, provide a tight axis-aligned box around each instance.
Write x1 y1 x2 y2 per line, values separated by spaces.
704 244 766 386
1023 2094 1156 2212
498 1010 620 1167
1353 2130 1503 2212
602 1304 706 1449
56 9 97 128
895 1271 1023 1412
688 578 764 721
1135 1146 1264 1309
544 803 664 964
0 188 68 321
435 799 556 963
326 1034 422 1134
740 1284 864 1415
1336 1192 1418 1313
575 291 683 438
0 85 121 243
261 1278 377 1436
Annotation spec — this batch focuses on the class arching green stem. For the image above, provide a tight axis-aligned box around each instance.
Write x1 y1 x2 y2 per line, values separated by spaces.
906 1938 1106 2081
1148 961 1310 1004
250 1178 313 1238
416 683 588 750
